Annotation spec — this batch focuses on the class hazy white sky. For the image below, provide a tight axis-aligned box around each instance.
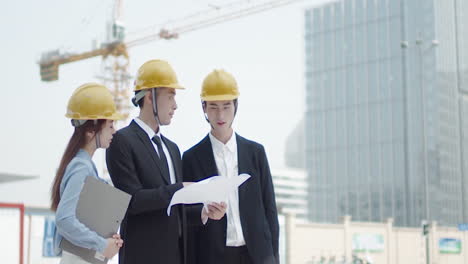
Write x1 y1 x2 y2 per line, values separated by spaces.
0 0 328 207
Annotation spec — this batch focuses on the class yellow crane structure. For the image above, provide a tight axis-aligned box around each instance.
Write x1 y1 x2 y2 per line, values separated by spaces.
38 0 303 122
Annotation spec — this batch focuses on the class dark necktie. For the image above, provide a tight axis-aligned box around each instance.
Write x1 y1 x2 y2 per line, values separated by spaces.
152 135 171 183
152 135 182 236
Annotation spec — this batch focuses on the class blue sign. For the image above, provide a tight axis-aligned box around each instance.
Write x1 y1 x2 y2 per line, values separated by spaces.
43 216 57 257
439 238 462 254
458 223 468 231
352 234 384 252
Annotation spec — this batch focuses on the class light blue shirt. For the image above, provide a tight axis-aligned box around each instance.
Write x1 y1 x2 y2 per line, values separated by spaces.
53 149 107 255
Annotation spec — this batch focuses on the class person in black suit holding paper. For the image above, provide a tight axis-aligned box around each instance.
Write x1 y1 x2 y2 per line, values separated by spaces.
106 60 226 264
183 69 280 264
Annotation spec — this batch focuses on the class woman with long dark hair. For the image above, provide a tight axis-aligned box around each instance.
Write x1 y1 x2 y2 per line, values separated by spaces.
51 83 124 263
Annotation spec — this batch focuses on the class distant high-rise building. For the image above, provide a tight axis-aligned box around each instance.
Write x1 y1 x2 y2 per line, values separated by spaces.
285 119 305 169
275 119 308 221
272 168 308 220
305 0 468 226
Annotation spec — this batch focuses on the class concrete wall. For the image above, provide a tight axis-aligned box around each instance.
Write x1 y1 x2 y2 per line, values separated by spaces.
285 213 468 264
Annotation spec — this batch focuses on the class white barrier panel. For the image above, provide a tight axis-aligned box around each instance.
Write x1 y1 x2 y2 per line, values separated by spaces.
0 204 21 264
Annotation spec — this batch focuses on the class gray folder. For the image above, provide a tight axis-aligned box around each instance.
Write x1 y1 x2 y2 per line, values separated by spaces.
60 176 131 264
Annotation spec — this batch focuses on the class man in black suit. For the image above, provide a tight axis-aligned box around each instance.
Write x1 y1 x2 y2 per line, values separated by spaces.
183 69 280 264
106 60 225 264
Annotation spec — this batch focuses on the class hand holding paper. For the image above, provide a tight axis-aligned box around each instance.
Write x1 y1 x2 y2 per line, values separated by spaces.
167 173 251 216
203 202 227 221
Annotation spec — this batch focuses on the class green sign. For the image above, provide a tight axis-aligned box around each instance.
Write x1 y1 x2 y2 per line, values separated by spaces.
439 238 461 254
352 234 384 252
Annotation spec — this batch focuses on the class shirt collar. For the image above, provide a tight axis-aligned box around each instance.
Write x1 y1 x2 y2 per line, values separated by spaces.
77 149 99 177
209 131 237 153
134 117 161 139
77 149 92 160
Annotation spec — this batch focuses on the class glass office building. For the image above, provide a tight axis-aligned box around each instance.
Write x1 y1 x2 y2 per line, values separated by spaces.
305 0 468 226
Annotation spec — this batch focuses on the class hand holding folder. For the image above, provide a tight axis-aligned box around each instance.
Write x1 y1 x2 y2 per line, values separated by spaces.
60 176 131 264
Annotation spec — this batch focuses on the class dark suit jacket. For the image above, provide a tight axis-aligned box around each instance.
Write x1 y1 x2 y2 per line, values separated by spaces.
106 120 186 264
182 134 279 264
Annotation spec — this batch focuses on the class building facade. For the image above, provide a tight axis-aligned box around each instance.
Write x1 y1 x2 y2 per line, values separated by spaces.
305 0 468 226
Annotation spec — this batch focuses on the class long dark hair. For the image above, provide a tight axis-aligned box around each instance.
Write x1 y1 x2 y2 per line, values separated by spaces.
50 120 106 211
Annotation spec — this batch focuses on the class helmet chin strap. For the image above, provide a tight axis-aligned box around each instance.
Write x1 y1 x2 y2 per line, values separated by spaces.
231 99 238 128
94 120 101 149
151 88 161 129
202 101 210 123
95 132 101 149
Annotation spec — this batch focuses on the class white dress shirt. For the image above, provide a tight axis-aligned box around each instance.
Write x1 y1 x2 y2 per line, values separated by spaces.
209 132 246 247
134 118 176 184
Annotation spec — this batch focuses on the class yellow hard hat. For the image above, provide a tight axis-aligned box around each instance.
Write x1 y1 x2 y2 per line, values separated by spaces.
201 69 240 101
134 59 184 91
65 83 124 122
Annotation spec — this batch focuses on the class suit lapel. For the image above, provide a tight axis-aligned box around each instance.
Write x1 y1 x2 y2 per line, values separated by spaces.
236 134 249 210
196 135 219 179
130 121 169 185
